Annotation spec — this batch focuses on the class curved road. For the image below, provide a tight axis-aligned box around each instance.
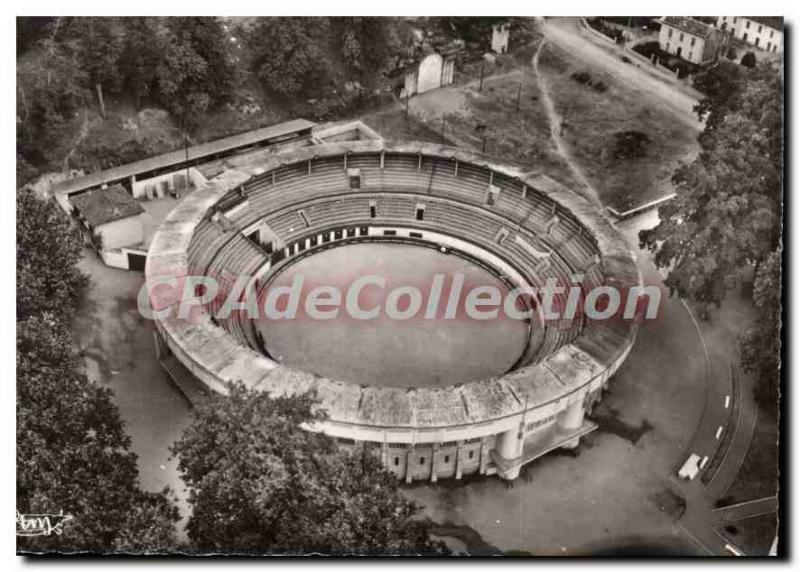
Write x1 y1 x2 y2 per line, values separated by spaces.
540 18 702 129
532 20 768 555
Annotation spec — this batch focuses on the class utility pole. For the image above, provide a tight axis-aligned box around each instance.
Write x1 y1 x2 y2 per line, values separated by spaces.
405 96 409 121
479 64 485 92
516 74 523 112
476 123 487 154
183 125 190 198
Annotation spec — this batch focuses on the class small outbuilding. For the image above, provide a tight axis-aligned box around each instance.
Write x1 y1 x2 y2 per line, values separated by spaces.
399 43 460 98
70 185 146 269
491 21 510 54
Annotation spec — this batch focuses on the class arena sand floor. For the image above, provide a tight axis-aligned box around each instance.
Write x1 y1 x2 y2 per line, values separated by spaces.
256 242 530 388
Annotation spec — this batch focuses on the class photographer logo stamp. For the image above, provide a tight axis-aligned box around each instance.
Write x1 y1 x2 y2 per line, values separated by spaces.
16 510 73 537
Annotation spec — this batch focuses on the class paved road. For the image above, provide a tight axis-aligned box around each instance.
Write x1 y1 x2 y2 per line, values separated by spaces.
540 18 702 129
532 22 768 554
614 214 767 557
712 497 778 526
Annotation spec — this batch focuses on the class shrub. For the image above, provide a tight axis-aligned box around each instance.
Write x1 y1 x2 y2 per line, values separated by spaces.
741 51 757 68
570 71 592 85
633 41 660 60
612 130 651 159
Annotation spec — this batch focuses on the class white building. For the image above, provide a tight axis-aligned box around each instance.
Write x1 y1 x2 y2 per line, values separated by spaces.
491 21 510 54
70 185 147 270
714 16 783 54
400 44 458 98
658 17 727 65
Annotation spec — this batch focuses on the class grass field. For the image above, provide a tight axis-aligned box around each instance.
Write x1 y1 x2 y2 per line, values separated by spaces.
536 42 701 212
378 69 588 196
362 106 454 145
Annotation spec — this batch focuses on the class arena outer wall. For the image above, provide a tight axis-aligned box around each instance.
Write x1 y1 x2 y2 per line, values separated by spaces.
145 140 643 481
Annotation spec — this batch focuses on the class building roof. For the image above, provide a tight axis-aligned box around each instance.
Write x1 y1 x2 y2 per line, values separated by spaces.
661 16 713 38
52 118 316 198
70 185 144 227
747 17 783 30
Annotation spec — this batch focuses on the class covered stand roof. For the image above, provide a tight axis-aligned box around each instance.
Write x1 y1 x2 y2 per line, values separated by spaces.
52 118 316 198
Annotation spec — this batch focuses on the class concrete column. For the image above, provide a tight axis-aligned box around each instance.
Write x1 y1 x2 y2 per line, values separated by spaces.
380 442 388 467
560 398 585 449
479 436 491 474
496 427 522 460
495 427 524 480
455 440 464 479
405 447 414 484
430 443 439 483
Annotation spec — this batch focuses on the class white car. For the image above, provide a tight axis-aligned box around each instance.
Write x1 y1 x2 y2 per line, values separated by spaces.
678 453 701 480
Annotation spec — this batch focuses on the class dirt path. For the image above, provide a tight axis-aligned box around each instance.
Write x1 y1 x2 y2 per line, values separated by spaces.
62 108 93 171
531 39 602 207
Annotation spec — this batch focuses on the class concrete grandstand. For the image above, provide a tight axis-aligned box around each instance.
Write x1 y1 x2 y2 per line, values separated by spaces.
145 140 643 482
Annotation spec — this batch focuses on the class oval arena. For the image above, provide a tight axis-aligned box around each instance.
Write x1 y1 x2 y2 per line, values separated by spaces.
146 140 643 481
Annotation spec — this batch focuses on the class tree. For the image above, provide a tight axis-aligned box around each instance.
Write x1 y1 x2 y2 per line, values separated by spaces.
640 62 782 314
17 315 180 553
691 60 744 133
166 18 236 106
247 18 333 99
156 18 237 131
62 17 123 118
17 16 56 54
433 17 506 48
332 18 403 93
16 32 90 172
741 248 782 408
16 188 87 321
155 34 210 132
741 51 757 69
171 383 448 555
118 17 162 109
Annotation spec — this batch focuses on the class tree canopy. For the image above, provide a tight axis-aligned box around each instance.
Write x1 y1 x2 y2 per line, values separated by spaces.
171 383 448 555
640 61 783 314
17 315 180 553
17 187 180 553
118 17 162 109
741 247 782 408
16 189 87 321
247 18 334 100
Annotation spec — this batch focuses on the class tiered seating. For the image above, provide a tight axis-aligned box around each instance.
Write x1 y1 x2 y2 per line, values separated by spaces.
344 153 384 187
203 233 267 348
264 209 306 240
236 160 348 228
432 161 488 206
187 219 235 273
186 149 611 362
